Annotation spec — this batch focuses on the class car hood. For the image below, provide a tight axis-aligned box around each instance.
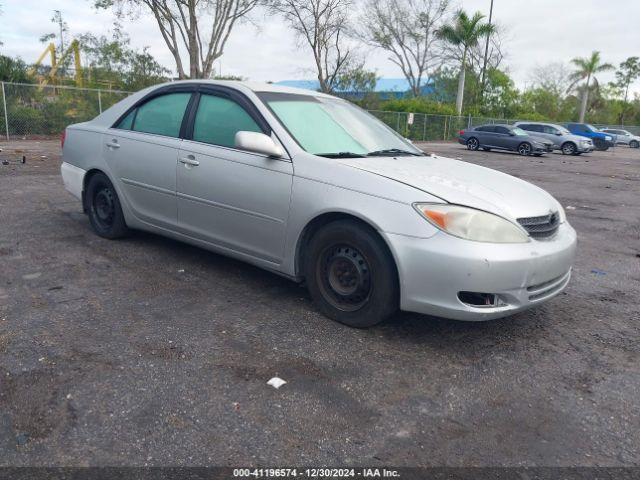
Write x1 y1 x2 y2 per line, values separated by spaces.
338 155 560 220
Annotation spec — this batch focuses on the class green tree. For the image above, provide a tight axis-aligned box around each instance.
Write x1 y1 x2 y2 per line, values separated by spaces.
437 10 495 115
569 51 613 123
611 57 640 123
0 55 33 83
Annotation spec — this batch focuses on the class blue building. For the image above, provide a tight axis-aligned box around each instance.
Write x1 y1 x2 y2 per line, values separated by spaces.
274 78 433 99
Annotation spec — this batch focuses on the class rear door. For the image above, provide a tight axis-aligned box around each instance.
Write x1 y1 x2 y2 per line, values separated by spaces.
104 88 194 229
475 126 494 146
176 88 293 264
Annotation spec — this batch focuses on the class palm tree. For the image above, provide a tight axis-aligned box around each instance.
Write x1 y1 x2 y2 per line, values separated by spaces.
569 51 613 123
437 10 495 115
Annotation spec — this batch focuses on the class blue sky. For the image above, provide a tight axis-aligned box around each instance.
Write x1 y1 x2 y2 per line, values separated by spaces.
1 0 639 93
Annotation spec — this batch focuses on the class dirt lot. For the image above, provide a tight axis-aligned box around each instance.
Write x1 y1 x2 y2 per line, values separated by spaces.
0 139 639 467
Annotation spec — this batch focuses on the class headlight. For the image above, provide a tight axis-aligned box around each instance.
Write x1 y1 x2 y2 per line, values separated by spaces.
413 203 530 243
605 135 612 141
557 203 567 223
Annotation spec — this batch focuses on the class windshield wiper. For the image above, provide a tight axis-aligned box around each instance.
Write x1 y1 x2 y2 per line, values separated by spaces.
315 152 366 158
367 148 424 157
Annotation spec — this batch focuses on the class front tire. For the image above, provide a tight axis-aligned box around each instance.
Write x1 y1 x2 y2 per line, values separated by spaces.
561 142 577 155
86 172 129 239
467 137 480 151
518 142 532 156
304 220 399 328
630 140 639 148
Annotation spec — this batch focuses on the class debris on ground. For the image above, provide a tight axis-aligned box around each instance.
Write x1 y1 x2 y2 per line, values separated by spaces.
591 269 607 276
267 377 287 389
566 206 576 210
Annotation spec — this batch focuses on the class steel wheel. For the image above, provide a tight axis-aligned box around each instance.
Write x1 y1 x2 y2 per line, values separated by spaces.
467 137 479 150
316 244 371 312
518 143 532 156
562 142 577 155
92 187 116 230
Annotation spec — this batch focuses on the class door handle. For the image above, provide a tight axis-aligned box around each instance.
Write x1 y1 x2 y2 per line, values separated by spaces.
106 139 120 149
179 155 200 167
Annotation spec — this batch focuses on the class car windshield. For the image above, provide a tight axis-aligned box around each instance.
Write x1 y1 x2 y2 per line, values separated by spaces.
512 127 528 136
557 126 571 134
585 124 598 132
257 92 423 157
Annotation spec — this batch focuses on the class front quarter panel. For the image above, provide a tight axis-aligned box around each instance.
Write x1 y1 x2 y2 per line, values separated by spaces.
281 153 442 276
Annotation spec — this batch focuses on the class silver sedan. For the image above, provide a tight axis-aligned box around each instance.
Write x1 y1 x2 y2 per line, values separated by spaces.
61 81 577 327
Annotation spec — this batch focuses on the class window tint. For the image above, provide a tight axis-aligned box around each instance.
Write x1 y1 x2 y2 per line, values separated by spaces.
476 126 494 132
495 126 510 135
193 94 262 148
117 109 136 130
133 93 191 137
543 126 558 134
519 124 533 131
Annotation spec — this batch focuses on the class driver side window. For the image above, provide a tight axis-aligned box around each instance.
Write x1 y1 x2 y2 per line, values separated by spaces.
192 94 263 148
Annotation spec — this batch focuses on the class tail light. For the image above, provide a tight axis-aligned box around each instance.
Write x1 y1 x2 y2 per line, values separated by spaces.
459 130 465 135
61 129 66 149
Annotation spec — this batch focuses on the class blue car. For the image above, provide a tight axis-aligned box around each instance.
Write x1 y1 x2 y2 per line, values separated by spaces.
565 123 615 151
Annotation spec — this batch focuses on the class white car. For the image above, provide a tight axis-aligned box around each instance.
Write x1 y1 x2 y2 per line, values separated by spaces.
60 81 577 327
601 129 640 148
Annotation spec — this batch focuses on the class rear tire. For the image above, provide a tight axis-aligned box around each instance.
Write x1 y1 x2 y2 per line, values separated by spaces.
561 142 577 155
518 142 532 156
86 172 129 239
304 220 399 328
467 137 480 151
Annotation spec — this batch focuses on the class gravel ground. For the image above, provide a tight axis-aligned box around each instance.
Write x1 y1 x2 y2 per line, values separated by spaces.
0 139 639 467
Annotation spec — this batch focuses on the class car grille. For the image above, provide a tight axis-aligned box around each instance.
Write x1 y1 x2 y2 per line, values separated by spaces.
517 212 559 239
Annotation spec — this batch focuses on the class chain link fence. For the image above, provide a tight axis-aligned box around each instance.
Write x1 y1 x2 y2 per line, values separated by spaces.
0 82 131 141
1 81 639 143
368 110 640 142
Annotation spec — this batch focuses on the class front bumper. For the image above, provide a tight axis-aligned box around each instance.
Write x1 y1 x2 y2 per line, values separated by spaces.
386 222 577 321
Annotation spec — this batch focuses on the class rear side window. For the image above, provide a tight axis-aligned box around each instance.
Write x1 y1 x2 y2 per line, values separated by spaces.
130 93 191 138
192 94 262 148
476 126 494 132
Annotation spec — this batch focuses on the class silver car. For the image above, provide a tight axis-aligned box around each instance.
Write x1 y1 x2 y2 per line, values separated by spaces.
61 81 577 327
601 129 640 148
514 122 594 155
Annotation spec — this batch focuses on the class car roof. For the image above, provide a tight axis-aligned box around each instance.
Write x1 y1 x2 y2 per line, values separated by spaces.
87 79 334 128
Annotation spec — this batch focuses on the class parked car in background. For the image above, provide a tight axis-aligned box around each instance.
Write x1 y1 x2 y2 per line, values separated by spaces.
459 124 553 156
565 123 615 151
601 128 640 148
60 81 576 327
514 122 594 155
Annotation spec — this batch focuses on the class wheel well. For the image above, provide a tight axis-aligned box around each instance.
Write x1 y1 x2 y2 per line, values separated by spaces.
295 212 398 282
81 168 105 212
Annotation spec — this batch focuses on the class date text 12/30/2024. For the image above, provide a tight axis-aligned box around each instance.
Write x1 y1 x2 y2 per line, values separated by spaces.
233 468 401 478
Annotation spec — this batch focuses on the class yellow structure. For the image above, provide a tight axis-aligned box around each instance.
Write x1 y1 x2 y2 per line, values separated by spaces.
30 40 83 87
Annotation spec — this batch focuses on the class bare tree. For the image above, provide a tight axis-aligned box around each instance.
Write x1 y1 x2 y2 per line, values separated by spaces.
529 62 571 98
95 0 261 79
358 0 450 97
271 0 354 93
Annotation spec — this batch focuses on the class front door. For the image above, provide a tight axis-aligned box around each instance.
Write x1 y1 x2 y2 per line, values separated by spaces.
176 92 293 264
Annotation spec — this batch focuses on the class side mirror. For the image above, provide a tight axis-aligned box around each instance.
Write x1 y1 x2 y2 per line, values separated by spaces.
235 131 284 158
555 131 562 136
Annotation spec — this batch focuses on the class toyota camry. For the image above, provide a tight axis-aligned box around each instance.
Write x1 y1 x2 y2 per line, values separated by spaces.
61 81 577 328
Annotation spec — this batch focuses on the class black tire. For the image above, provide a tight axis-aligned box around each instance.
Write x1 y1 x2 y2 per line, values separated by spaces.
593 139 609 151
466 137 480 151
561 142 577 155
517 142 532 156
86 172 129 239
482 147 491 151
630 140 639 149
304 220 399 328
